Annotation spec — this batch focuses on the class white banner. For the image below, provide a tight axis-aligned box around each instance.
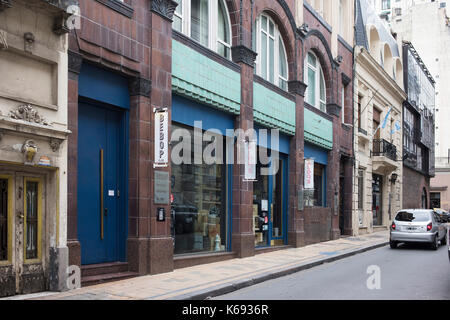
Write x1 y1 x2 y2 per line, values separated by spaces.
244 139 257 181
154 109 168 167
304 158 314 189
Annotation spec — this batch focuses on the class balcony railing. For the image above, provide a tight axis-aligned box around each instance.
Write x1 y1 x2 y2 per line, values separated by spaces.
372 139 397 161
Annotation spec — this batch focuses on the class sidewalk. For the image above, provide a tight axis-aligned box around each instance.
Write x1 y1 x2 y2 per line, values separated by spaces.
5 230 389 300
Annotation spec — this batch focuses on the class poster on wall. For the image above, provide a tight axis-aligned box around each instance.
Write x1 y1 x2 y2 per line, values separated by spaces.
244 138 257 181
304 158 314 190
154 108 168 168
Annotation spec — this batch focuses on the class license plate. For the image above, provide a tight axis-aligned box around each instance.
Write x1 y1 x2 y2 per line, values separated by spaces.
403 226 417 232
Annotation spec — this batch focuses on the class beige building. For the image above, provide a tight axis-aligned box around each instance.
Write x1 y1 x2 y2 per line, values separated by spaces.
0 0 75 296
353 0 405 235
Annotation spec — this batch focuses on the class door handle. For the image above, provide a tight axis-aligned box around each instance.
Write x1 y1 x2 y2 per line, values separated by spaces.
104 207 108 217
100 149 104 240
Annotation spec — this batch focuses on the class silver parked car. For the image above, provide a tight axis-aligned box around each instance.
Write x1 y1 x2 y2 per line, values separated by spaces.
390 209 447 250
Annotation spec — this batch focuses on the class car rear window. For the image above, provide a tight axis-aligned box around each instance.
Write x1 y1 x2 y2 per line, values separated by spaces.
395 211 431 222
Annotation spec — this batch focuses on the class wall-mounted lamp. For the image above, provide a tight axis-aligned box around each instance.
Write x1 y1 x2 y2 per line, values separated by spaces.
389 173 398 184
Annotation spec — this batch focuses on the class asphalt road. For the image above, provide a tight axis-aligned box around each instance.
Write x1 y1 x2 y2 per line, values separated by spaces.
214 242 450 300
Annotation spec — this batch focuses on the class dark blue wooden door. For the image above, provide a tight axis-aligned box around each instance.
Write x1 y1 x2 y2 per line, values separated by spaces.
78 102 122 265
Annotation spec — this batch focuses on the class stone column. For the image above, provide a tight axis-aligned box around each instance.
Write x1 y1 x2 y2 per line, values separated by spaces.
147 0 178 274
67 49 83 268
231 44 257 258
230 0 257 257
127 77 152 275
343 156 354 235
326 102 342 240
287 80 307 247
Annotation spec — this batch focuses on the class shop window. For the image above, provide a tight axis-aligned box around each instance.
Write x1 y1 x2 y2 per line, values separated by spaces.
173 0 232 59
254 13 289 90
170 123 228 255
313 163 325 207
0 178 8 261
304 51 326 112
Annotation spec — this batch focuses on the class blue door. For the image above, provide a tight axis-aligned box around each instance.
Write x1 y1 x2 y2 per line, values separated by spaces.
78 102 124 265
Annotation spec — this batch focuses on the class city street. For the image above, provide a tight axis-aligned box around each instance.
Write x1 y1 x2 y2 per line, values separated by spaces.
214 243 450 300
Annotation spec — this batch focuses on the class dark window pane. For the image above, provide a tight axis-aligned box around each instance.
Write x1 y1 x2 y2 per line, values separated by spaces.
26 181 38 260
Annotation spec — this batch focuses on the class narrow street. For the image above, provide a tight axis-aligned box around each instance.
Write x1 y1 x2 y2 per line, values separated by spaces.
214 243 450 300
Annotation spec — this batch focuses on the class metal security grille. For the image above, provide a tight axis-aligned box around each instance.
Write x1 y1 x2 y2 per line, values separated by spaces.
26 181 38 260
0 179 8 261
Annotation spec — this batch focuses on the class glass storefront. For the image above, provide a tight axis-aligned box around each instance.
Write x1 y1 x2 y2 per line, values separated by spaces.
253 147 287 247
170 123 228 255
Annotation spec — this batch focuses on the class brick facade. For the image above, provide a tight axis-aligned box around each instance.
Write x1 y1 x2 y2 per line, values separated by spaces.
67 0 354 277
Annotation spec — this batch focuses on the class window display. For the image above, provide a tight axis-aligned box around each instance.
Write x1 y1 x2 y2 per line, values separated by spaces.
171 123 227 255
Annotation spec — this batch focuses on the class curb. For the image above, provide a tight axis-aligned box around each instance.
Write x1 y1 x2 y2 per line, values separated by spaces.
170 240 389 300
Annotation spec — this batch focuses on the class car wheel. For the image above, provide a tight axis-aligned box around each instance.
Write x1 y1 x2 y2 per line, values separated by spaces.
390 240 397 249
431 235 439 250
442 233 447 246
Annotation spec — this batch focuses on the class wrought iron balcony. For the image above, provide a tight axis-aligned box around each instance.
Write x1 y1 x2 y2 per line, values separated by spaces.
372 139 397 161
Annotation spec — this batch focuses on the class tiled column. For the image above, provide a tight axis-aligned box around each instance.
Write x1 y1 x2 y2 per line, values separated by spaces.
287 80 308 247
67 49 83 268
230 0 257 257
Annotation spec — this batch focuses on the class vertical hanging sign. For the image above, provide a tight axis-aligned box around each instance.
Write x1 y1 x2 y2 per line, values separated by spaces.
244 138 257 181
304 158 314 190
154 107 168 168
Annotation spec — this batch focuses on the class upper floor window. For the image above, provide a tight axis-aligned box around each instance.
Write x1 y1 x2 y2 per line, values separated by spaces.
173 0 232 59
304 51 326 112
382 0 391 10
254 14 289 90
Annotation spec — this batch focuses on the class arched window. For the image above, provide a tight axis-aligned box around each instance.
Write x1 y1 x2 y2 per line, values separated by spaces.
173 0 232 59
304 51 326 112
254 13 289 90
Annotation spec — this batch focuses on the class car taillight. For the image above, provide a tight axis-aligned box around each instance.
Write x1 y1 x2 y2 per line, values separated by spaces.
427 223 432 231
391 222 396 230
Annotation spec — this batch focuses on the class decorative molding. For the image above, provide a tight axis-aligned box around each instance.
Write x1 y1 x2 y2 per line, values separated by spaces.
49 138 63 152
288 80 308 97
22 140 38 164
151 0 178 21
326 103 341 118
297 23 310 38
341 72 351 86
68 50 83 74
24 32 35 53
0 0 12 12
231 45 257 68
129 77 151 97
303 29 339 70
9 104 50 126
53 12 71 35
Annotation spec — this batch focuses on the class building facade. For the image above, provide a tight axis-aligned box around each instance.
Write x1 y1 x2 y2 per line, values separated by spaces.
0 0 74 297
402 41 435 209
64 0 355 286
353 0 405 235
